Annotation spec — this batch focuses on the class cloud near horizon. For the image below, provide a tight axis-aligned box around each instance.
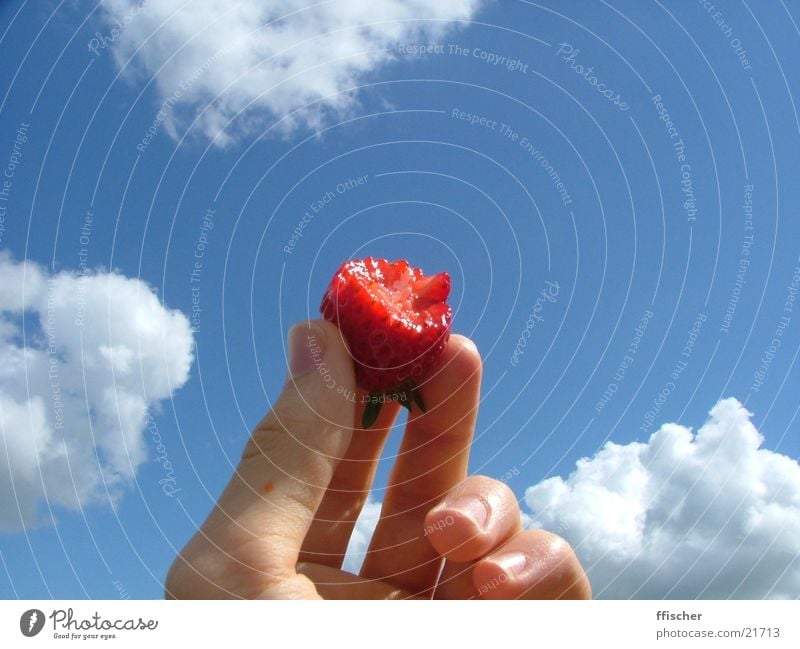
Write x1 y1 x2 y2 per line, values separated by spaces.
101 0 485 145
343 399 800 598
526 398 800 599
0 254 193 530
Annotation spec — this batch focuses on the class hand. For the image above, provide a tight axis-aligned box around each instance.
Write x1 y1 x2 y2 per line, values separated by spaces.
165 320 591 599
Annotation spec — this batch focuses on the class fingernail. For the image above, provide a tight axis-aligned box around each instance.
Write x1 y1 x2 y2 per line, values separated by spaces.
442 496 490 532
288 321 326 379
492 551 531 579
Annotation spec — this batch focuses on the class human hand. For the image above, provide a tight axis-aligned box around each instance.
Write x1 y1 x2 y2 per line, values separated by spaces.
165 320 591 599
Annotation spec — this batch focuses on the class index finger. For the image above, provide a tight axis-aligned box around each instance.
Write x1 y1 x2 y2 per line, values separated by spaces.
166 320 356 599
359 335 482 595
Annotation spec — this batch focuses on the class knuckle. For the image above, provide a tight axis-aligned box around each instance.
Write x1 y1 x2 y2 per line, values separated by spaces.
277 477 325 520
457 475 518 514
244 409 312 461
243 391 349 463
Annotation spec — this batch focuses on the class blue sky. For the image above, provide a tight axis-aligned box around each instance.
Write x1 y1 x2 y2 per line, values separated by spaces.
1 0 799 599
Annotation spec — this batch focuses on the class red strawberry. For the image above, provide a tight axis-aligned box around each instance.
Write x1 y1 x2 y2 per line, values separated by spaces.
320 257 452 427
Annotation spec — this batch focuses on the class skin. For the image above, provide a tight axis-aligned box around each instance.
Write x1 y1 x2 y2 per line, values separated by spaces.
165 320 592 599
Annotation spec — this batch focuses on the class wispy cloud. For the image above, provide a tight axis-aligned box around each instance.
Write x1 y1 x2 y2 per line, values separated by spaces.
101 0 485 145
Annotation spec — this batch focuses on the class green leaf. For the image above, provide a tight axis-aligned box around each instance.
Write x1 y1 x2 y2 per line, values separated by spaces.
362 396 383 429
411 387 426 414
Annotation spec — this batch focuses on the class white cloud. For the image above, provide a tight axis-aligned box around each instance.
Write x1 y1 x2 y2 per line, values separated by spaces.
525 398 800 599
0 254 193 530
101 0 484 145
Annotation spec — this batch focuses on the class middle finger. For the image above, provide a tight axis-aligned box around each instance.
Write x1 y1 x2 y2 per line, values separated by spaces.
359 335 482 596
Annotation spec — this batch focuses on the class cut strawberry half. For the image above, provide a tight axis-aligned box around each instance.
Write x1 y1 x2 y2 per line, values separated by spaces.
320 257 452 428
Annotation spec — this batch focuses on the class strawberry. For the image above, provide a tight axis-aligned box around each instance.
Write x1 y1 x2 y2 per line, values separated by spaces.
320 257 452 428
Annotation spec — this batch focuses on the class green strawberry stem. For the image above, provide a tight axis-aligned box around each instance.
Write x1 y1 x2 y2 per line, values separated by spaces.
361 379 426 429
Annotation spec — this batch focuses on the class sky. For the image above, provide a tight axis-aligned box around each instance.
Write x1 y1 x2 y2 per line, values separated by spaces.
0 0 799 600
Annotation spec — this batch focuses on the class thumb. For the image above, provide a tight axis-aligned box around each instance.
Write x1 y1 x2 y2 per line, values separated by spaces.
193 319 355 595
